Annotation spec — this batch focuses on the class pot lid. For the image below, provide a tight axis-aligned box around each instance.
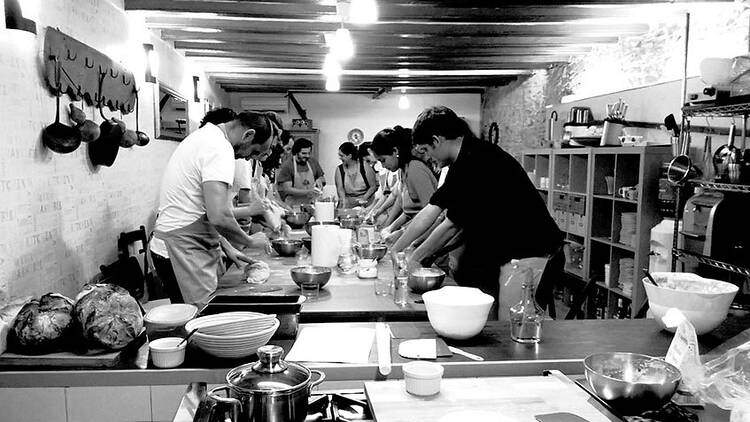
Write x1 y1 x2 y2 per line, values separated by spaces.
226 345 311 393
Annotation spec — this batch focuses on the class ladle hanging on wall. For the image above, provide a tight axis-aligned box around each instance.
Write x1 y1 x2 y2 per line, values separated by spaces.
42 58 82 154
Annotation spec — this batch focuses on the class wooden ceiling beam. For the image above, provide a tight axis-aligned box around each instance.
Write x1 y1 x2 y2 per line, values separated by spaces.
221 86 489 94
126 0 336 19
145 16 649 37
126 1 709 22
215 80 514 88
163 30 618 47
174 41 593 56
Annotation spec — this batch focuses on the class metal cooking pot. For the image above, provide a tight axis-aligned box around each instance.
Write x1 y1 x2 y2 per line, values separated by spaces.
207 345 325 422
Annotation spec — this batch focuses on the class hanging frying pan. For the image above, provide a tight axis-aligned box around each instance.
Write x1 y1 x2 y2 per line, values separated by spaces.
42 58 81 154
88 72 122 167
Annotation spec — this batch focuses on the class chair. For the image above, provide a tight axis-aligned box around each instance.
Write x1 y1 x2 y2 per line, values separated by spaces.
99 226 150 299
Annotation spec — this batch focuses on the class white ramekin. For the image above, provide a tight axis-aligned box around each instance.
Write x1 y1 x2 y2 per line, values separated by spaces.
403 361 444 396
149 337 187 368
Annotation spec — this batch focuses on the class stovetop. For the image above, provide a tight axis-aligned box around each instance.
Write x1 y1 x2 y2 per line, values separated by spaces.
306 392 373 422
174 383 372 422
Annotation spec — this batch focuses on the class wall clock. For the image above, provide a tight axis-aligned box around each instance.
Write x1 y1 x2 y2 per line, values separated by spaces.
347 128 365 145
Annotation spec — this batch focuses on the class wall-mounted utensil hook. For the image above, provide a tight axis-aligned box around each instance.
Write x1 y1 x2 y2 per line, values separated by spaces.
44 27 136 114
59 64 83 100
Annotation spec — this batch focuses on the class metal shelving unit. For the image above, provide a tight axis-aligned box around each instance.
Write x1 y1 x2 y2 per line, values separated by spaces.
673 248 750 277
674 100 750 294
691 180 750 193
682 100 750 118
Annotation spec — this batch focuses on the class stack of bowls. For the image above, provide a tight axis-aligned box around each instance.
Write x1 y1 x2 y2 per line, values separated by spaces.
185 312 279 359
144 303 198 339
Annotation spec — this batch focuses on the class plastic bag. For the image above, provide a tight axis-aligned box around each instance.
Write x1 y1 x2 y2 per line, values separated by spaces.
696 340 750 411
663 309 704 392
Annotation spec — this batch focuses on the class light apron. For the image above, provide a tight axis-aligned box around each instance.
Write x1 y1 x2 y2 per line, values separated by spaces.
286 161 316 207
156 214 222 308
340 164 370 206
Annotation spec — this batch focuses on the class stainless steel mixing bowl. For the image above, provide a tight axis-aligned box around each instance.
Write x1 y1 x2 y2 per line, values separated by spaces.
407 268 446 293
339 216 362 230
304 221 339 236
290 266 332 288
284 211 311 228
583 352 681 415
271 239 303 257
301 236 312 251
354 243 388 261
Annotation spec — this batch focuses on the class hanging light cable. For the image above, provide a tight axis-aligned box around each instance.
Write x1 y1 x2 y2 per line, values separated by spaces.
398 88 410 110
331 27 354 61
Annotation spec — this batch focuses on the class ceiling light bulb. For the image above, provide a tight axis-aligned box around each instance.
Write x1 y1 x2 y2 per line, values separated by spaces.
326 76 341 91
323 53 342 77
349 0 378 24
331 28 354 61
398 94 410 110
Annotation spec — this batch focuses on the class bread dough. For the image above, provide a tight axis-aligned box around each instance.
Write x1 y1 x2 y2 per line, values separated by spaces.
244 261 271 284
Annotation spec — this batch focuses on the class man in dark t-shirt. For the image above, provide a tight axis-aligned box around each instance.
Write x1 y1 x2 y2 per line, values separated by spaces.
396 106 563 309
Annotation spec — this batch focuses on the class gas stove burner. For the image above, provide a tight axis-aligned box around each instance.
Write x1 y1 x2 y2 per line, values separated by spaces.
305 393 372 422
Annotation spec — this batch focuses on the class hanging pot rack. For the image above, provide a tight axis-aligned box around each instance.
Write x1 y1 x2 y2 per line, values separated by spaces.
43 27 137 114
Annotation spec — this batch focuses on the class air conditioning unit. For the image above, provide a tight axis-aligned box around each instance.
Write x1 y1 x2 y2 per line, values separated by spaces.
240 93 288 112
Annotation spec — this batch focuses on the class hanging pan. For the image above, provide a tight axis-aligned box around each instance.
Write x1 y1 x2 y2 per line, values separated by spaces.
42 58 81 154
88 72 123 167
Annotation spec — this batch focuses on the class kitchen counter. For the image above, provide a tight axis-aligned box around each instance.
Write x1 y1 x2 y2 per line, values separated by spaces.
217 237 436 322
1 315 748 388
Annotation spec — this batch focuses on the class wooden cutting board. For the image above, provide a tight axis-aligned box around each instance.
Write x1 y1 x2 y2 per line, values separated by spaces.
365 375 619 422
0 331 146 368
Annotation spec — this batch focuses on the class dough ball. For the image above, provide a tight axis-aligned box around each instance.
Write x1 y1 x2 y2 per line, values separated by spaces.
244 261 271 284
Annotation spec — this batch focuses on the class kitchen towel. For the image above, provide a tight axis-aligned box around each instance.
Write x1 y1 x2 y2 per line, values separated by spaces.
311 224 340 267
314 200 335 221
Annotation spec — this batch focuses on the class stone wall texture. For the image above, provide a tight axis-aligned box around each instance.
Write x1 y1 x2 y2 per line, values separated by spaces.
481 4 749 157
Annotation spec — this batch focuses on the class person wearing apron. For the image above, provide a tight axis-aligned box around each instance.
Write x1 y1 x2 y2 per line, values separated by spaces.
335 141 377 208
152 111 275 307
276 137 326 208
402 106 563 319
370 126 438 243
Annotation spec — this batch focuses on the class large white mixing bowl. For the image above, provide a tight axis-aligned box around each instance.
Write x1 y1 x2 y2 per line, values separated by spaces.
422 286 495 340
644 272 738 335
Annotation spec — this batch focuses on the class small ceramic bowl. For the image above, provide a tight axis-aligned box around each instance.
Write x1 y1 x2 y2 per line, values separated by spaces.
403 361 444 396
149 337 187 368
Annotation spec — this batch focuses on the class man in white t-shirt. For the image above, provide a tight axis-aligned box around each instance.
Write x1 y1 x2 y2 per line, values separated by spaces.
153 111 274 306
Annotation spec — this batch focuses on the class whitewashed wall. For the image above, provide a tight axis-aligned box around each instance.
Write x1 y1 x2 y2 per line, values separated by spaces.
231 92 481 181
0 0 228 300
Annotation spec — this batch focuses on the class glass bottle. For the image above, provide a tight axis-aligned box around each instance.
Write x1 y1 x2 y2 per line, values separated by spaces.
509 265 544 344
296 246 311 267
336 230 358 275
393 252 409 306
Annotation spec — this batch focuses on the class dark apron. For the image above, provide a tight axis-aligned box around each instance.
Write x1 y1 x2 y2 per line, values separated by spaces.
156 214 221 307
